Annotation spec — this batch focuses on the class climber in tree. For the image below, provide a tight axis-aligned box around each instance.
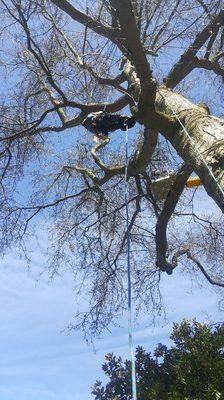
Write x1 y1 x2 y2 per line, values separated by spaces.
82 111 136 140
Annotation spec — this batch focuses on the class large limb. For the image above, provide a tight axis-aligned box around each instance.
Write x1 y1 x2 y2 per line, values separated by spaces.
155 164 192 274
165 10 224 88
49 0 134 60
108 0 173 134
109 0 152 81
155 87 224 212
127 128 158 177
109 0 159 125
50 0 120 41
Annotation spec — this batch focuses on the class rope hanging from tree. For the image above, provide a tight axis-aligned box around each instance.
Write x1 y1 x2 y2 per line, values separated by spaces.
124 124 138 400
83 111 138 399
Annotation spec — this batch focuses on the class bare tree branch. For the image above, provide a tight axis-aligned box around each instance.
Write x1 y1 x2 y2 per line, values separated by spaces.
172 248 224 288
0 0 223 337
165 10 224 88
50 0 121 40
155 164 193 274
194 56 224 78
186 251 224 288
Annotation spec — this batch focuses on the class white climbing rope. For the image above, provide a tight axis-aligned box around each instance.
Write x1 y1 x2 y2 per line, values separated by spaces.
124 125 138 400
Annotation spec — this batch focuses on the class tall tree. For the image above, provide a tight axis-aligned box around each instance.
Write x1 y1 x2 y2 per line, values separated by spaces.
0 0 223 335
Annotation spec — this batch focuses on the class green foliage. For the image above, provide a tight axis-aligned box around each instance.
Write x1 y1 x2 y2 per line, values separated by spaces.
92 320 224 400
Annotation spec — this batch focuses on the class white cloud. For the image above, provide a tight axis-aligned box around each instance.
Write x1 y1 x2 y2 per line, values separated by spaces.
0 248 222 400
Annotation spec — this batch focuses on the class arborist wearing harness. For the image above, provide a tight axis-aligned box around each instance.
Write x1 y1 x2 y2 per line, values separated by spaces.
82 111 136 140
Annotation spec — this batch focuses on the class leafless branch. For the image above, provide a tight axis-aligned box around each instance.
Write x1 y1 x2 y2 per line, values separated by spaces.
155 164 193 274
165 10 224 88
172 248 224 288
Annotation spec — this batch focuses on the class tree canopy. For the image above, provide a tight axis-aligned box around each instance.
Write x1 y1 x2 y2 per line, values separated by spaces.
0 0 223 336
92 319 224 400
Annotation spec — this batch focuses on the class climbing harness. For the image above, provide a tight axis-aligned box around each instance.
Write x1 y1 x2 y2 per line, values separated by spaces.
124 125 138 400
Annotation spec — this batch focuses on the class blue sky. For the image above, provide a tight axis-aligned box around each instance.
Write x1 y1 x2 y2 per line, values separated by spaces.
0 246 222 400
0 5 223 398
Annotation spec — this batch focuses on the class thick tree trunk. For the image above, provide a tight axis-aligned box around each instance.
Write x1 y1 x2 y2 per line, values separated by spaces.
156 87 224 212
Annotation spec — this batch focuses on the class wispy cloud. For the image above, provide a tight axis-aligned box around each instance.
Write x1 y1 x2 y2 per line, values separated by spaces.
0 248 222 400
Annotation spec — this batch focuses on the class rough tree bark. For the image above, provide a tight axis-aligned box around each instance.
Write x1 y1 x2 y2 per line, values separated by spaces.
155 87 224 212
